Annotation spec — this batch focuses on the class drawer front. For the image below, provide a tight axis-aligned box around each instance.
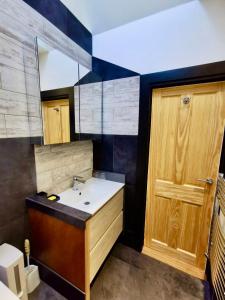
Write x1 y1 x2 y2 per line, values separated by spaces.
89 211 123 282
89 189 124 250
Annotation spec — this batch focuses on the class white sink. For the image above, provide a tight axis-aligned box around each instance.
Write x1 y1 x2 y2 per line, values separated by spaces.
58 177 124 215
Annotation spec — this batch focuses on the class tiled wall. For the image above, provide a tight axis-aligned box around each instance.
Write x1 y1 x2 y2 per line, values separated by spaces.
103 76 139 135
0 33 41 137
93 135 139 248
35 141 93 195
0 0 93 250
0 138 36 250
0 0 91 138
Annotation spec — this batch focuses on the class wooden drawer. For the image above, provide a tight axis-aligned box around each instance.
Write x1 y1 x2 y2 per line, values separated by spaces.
89 211 123 282
89 189 124 251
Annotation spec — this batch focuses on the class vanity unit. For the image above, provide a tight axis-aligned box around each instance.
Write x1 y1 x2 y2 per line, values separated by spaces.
26 178 124 300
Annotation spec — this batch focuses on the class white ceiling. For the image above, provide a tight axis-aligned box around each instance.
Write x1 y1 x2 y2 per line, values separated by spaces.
60 0 194 35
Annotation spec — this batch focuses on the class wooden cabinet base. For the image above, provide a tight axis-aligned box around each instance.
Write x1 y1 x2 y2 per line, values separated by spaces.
89 212 123 282
28 188 124 300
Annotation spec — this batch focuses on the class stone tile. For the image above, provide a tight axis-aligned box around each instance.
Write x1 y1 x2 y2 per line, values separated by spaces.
35 141 93 194
27 95 41 117
29 116 43 137
5 115 30 137
51 140 92 153
0 64 26 94
0 33 25 72
0 114 6 137
78 82 103 134
1 0 45 36
25 73 40 97
36 170 53 193
114 106 139 122
0 89 28 115
103 76 140 135
52 178 74 195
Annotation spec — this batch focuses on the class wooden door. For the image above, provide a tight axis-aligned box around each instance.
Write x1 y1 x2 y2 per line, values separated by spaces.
42 99 70 145
143 82 225 279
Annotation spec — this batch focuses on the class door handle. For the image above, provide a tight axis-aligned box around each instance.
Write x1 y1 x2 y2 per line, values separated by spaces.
196 178 214 185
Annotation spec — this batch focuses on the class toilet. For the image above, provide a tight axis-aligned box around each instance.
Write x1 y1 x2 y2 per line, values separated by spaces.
0 281 20 300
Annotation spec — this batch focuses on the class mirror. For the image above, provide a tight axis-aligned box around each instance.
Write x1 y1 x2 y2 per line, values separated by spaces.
36 38 103 145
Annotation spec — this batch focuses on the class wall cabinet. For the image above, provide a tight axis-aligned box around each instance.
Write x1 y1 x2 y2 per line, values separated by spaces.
35 37 103 145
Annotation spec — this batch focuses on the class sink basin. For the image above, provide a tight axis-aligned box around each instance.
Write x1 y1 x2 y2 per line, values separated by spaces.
58 177 124 215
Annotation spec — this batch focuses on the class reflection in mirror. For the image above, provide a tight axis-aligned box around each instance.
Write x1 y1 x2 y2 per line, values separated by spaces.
75 65 103 136
36 38 79 145
37 38 79 91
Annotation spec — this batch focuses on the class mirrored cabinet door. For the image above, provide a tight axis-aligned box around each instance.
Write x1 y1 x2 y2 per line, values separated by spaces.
75 65 103 137
35 37 103 145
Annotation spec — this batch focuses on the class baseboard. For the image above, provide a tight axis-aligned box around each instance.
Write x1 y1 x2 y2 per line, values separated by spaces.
31 257 85 300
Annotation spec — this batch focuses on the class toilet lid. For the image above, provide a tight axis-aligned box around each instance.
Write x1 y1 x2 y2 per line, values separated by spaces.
0 282 19 300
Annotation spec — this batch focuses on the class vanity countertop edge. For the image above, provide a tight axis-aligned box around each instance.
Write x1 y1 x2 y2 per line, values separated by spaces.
26 195 92 230
25 184 124 230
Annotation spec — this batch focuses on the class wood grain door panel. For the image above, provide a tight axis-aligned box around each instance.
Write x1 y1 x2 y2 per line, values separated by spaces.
144 82 225 279
60 103 70 143
42 99 70 145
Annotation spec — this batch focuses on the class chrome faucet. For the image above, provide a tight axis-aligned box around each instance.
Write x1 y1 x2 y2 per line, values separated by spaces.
73 175 86 191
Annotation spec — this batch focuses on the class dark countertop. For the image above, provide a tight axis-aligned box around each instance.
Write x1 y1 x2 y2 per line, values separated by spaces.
26 195 92 230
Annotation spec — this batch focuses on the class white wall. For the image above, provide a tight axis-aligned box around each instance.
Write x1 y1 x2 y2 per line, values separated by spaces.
39 50 90 91
60 0 192 34
39 50 79 91
93 0 225 74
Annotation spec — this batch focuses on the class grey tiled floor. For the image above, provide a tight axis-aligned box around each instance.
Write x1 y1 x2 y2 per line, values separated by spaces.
29 281 66 300
29 244 205 300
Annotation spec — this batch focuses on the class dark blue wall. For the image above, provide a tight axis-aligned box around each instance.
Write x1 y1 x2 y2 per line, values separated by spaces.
92 57 139 81
93 135 140 249
91 58 141 250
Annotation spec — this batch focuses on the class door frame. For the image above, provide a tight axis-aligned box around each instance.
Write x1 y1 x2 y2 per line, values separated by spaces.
136 61 225 253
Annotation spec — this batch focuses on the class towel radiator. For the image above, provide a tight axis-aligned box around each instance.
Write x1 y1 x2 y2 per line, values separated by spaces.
210 175 225 300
